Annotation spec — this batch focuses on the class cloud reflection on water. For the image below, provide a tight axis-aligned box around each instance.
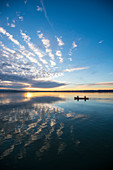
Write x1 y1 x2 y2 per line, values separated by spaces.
0 92 88 160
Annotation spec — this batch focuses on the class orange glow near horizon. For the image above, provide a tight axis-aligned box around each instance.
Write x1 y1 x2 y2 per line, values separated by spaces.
23 86 113 91
0 84 113 91
0 87 113 91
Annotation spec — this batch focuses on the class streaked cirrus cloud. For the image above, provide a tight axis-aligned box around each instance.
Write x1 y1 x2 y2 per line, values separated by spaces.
76 82 113 88
63 66 89 72
98 40 104 44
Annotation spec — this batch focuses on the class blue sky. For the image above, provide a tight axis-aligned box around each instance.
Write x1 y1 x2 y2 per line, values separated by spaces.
0 0 113 90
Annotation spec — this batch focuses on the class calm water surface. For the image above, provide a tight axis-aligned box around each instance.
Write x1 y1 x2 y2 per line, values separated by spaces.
0 92 113 170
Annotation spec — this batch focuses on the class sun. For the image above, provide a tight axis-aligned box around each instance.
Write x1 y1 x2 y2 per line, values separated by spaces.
26 92 32 98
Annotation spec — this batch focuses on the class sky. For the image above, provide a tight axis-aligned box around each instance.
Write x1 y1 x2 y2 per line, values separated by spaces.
0 0 113 90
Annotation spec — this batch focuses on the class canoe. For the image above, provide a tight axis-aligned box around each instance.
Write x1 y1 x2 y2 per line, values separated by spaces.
74 97 89 100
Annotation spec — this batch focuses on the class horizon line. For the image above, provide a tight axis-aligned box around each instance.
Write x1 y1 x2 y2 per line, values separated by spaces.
0 89 113 93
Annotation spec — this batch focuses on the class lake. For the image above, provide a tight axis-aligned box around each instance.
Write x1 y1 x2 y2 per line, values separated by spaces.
0 92 113 170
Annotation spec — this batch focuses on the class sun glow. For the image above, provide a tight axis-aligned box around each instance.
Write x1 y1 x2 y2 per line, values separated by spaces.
26 92 32 98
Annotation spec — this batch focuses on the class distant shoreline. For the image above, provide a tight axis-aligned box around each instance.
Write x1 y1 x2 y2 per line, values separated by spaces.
0 90 113 93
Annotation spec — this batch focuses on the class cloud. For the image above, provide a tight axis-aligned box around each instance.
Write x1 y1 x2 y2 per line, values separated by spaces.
6 17 9 21
78 81 113 88
1 28 57 85
20 30 47 66
37 31 51 49
37 6 43 12
0 27 88 90
10 24 15 28
98 40 104 44
0 27 7 34
0 72 67 89
68 41 77 56
18 16 23 21
17 48 39 65
68 50 72 56
41 38 50 48
7 23 10 26
24 37 44 58
56 37 64 46
1 50 9 55
0 27 47 76
24 0 27 4
40 0 53 29
48 52 54 60
7 23 16 28
59 57 63 63
31 80 67 88
72 41 77 48
0 73 29 82
6 3 10 7
20 30 31 42
38 32 43 38
0 27 24 49
50 60 56 67
37 30 55 62
63 66 89 72
68 58 72 61
27 54 42 66
0 42 15 53
56 50 63 63
0 28 59 91
0 80 30 89
27 42 44 58
6 19 16 28
39 57 48 65
12 20 15 23
56 50 62 57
